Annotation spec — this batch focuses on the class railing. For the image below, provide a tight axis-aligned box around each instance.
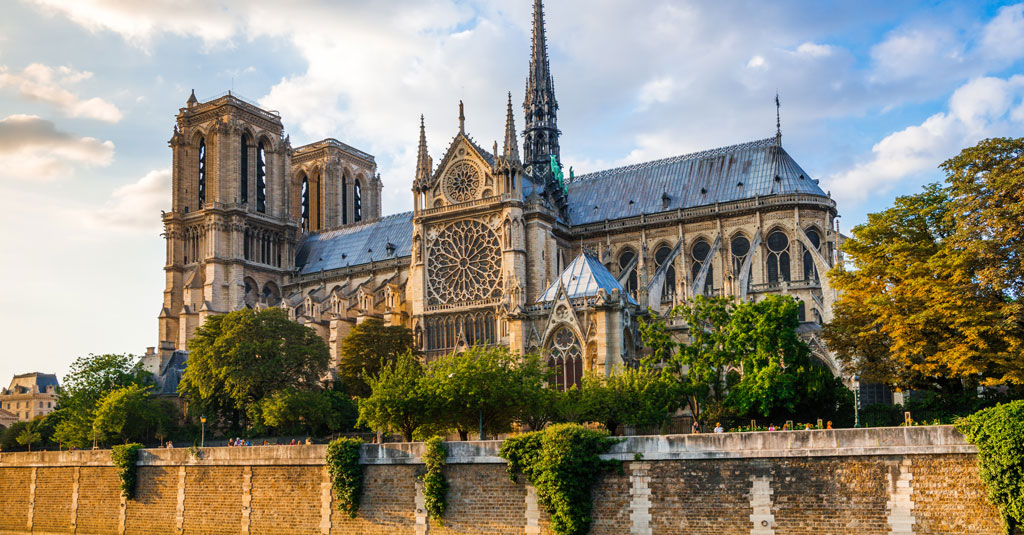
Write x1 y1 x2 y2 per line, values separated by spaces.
749 279 821 293
418 193 518 218
195 91 281 122
293 138 375 162
424 299 501 313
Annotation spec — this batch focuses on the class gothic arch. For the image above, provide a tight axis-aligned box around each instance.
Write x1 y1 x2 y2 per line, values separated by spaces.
764 226 792 284
262 281 281 307
243 277 259 308
544 325 584 391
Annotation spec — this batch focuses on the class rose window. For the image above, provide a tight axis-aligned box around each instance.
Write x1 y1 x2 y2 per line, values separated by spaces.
443 162 481 203
426 220 501 305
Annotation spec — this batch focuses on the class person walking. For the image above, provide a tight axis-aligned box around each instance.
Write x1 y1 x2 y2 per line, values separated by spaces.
714 422 724 434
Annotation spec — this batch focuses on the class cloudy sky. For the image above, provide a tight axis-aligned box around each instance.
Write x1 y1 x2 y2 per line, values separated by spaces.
0 0 1022 385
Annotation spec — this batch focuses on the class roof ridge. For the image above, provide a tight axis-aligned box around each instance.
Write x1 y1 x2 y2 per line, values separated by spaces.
569 137 777 183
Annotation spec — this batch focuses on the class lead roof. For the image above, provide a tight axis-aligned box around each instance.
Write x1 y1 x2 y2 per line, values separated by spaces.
538 253 637 305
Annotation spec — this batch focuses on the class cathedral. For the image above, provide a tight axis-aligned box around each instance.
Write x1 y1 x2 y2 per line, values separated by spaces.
146 0 844 389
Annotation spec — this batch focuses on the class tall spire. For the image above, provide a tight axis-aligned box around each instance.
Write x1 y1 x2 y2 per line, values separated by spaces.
458 100 465 134
523 0 564 211
415 115 430 185
775 91 782 145
503 92 520 163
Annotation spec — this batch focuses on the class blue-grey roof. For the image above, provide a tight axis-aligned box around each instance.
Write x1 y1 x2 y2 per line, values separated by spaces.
295 211 414 274
156 351 188 395
538 253 637 305
566 138 827 225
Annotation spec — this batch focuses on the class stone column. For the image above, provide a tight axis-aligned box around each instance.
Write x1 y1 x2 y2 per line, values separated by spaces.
887 459 916 535
175 466 186 535
414 481 429 535
319 466 333 535
748 474 775 535
524 484 541 535
27 467 36 532
241 466 253 534
628 461 652 535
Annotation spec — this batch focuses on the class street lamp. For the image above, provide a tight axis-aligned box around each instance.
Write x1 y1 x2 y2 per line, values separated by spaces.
852 376 861 428
200 416 207 447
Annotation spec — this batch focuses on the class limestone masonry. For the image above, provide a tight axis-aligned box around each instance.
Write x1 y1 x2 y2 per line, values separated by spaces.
0 427 1001 534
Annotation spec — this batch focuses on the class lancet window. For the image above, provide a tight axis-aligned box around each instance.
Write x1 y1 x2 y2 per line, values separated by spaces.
654 244 676 302
618 249 637 297
691 239 714 296
730 234 751 282
240 134 249 204
803 228 821 281
354 179 362 222
256 141 267 213
766 230 790 284
300 174 310 231
341 174 348 224
424 311 497 352
546 327 583 391
197 138 206 207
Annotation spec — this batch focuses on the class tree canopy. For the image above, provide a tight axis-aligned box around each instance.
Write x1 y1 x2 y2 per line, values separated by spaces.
178 308 330 431
824 137 1024 389
53 353 151 448
337 319 419 397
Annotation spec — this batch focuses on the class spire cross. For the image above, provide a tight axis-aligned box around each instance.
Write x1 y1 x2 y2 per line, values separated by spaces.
775 91 782 144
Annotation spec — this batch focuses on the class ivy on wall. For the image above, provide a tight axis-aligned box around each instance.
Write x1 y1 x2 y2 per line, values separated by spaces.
500 423 620 535
326 437 364 518
421 436 449 524
956 400 1024 535
111 443 144 500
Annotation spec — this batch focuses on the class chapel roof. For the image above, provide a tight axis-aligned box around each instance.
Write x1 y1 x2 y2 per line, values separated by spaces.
5 373 59 394
565 137 827 225
537 253 637 305
294 211 414 275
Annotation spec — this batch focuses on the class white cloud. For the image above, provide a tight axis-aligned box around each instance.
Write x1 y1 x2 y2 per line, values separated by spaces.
0 63 123 122
747 55 767 69
0 114 115 179
823 75 1024 202
636 76 676 110
796 42 833 58
981 3 1024 62
85 168 170 232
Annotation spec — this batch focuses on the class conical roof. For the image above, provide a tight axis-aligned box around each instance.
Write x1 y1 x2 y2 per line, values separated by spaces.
538 253 636 304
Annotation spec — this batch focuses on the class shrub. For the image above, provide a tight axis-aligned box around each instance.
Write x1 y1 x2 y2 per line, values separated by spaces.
111 443 144 499
956 400 1024 534
421 436 448 524
500 423 620 535
326 437 363 518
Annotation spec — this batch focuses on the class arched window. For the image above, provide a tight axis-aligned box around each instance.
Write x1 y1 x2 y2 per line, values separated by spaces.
244 277 258 308
654 244 675 302
341 174 348 224
618 249 637 297
354 179 362 222
262 282 281 307
315 172 322 230
691 239 714 296
240 134 249 204
197 138 206 207
546 327 583 391
300 174 310 231
803 228 821 281
766 230 790 284
256 141 267 213
797 300 806 322
731 234 751 280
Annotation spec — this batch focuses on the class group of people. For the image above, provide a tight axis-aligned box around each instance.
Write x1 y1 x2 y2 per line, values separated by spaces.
161 437 315 448
692 421 834 434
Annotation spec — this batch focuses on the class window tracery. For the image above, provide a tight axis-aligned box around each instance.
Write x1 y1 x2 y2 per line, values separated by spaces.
256 141 267 213
426 220 501 305
424 311 496 352
618 249 637 297
766 230 790 284
730 234 752 283
240 134 249 204
654 244 675 302
803 228 820 281
197 138 206 207
443 161 481 203
547 326 583 391
691 238 714 296
354 179 362 222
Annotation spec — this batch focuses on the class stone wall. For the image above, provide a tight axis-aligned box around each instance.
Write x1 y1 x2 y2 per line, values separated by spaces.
0 427 1003 535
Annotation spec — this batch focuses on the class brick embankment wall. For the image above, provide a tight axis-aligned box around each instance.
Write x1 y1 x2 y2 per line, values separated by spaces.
0 426 1005 535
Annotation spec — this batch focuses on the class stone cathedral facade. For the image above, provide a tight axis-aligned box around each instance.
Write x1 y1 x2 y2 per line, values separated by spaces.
148 0 844 388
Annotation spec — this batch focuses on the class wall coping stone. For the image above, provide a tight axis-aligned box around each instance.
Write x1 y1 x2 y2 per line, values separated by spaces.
0 426 976 467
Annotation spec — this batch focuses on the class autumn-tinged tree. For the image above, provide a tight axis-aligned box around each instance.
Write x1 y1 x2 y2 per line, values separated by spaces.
824 137 1024 389
178 308 330 431
337 319 419 397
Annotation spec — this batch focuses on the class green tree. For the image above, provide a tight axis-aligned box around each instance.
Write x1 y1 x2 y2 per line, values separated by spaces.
956 400 1024 534
357 352 431 441
53 353 150 449
425 346 546 440
338 319 419 397
582 367 679 435
178 308 330 431
1 421 31 451
92 384 173 445
16 427 41 452
260 389 357 437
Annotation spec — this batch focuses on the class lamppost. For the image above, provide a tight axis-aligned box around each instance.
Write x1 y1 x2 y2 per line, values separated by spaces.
200 416 207 447
853 376 861 428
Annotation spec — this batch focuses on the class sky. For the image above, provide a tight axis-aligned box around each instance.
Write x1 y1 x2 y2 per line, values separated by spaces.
0 0 1022 386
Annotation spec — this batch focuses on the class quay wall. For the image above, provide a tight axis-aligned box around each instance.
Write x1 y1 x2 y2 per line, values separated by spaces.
0 426 1003 534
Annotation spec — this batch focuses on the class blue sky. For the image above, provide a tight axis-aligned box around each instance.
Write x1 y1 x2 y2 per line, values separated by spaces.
0 0 1022 385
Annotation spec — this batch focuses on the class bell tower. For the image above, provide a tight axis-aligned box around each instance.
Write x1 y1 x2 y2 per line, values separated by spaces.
159 91 299 355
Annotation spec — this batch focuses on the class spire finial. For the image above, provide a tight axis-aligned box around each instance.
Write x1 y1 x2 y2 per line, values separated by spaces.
775 90 782 145
503 91 520 163
458 100 465 133
415 114 430 185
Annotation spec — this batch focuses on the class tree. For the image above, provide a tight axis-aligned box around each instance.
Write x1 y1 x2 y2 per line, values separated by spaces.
583 366 680 435
824 138 1024 389
357 352 431 441
53 353 150 449
16 427 41 452
260 389 358 437
424 346 546 440
1 421 31 451
338 319 419 397
178 308 330 431
92 384 173 445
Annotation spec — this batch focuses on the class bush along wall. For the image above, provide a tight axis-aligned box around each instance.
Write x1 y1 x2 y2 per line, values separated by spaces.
111 443 144 500
956 400 1024 535
326 437 363 518
420 436 448 525
500 423 621 535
